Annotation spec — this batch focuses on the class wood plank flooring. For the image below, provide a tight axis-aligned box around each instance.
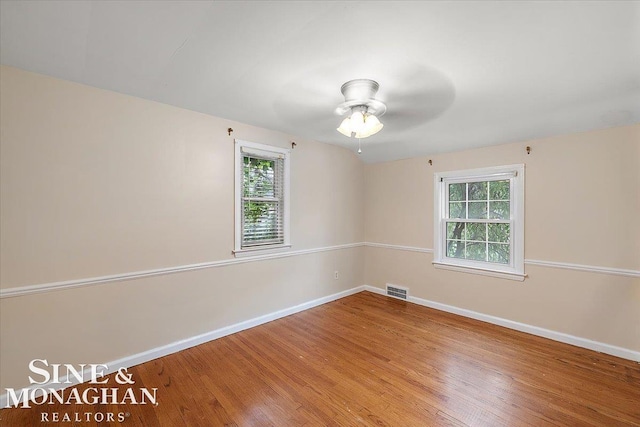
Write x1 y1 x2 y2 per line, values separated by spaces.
1 291 639 426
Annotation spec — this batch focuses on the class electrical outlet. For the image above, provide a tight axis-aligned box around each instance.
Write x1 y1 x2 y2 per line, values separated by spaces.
334 271 339 280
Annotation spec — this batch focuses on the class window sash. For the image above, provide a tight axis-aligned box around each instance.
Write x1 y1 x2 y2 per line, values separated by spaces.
444 219 513 265
441 177 513 266
241 199 284 246
241 154 284 247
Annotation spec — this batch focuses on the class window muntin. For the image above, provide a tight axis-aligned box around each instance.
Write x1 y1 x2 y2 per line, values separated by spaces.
234 140 290 255
434 165 524 280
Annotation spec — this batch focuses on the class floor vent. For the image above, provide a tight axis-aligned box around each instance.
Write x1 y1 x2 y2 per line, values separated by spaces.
386 284 409 300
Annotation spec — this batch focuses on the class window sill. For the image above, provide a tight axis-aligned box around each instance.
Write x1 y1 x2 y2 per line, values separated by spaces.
432 261 526 281
233 244 292 258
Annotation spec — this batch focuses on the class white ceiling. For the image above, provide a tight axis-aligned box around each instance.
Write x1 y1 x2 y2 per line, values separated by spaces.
1 1 639 163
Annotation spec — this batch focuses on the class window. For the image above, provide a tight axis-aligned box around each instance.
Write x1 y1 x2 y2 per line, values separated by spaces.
433 164 525 280
234 139 290 256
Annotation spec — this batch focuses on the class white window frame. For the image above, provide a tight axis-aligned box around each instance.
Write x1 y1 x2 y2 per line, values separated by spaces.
433 164 525 281
234 139 291 257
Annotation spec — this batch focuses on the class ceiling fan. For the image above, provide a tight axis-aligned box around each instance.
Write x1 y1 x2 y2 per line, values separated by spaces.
272 59 455 157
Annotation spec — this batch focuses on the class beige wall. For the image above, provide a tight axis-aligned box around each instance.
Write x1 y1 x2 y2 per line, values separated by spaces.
0 66 365 390
364 124 640 351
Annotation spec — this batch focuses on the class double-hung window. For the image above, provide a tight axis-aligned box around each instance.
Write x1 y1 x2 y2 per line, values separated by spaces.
433 164 525 280
234 139 290 256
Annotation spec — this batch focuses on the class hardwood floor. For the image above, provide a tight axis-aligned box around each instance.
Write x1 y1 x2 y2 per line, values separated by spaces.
2 291 639 426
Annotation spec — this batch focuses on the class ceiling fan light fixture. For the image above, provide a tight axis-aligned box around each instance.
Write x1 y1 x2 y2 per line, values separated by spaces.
335 79 386 141
337 117 353 137
349 110 365 133
354 113 383 138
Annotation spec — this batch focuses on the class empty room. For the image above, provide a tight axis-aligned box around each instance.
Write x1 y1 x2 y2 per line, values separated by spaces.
0 1 638 426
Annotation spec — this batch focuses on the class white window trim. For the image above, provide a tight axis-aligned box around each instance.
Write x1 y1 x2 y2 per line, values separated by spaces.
433 164 525 281
233 139 291 257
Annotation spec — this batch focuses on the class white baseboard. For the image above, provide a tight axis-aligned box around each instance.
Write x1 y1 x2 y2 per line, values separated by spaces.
4 283 637 408
1 285 366 409
363 285 640 362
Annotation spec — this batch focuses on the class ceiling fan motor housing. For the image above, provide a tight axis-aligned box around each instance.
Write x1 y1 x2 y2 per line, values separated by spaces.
336 79 387 117
341 79 380 102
